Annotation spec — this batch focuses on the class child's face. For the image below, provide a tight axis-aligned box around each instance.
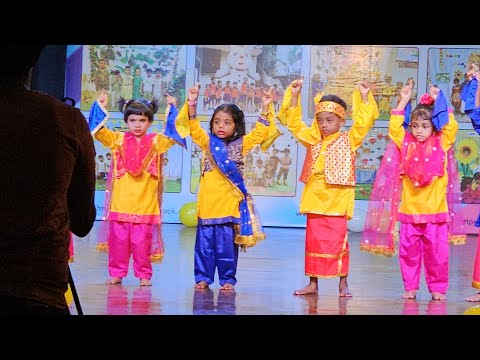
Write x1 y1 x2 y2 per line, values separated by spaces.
212 110 235 139
316 112 345 136
410 117 434 142
126 114 152 138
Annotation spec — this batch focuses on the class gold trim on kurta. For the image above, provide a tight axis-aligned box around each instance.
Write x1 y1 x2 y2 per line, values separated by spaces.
360 244 396 257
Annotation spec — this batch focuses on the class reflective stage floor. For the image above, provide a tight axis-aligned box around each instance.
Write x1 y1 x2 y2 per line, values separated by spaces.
68 222 480 315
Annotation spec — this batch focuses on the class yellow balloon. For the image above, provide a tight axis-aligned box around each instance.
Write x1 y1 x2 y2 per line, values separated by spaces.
65 283 73 307
464 305 480 315
179 201 198 227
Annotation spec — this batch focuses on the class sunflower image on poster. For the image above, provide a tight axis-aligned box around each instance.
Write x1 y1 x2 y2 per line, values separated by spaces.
456 130 480 204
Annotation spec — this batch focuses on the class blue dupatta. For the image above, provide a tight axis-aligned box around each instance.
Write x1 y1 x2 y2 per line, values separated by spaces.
208 134 266 249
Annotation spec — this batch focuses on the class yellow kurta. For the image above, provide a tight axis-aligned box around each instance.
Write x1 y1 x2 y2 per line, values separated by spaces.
95 128 174 221
190 118 269 221
389 112 458 217
283 102 377 219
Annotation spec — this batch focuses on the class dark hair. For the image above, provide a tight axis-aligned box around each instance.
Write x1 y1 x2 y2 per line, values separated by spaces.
411 104 436 131
118 98 159 123
0 44 46 87
209 103 246 143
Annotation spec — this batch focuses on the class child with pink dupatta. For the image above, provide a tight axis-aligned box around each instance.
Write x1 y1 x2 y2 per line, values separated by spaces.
461 62 480 302
92 91 187 287
361 80 466 300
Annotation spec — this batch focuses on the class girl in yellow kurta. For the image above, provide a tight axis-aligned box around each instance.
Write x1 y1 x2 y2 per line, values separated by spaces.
278 79 378 296
93 92 185 286
362 81 464 301
182 84 279 291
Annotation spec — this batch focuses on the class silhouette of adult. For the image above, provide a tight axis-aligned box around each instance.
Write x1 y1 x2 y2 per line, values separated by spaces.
0 44 96 315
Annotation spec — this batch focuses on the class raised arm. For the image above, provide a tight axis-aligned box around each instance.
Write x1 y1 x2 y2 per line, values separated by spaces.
428 85 459 150
349 80 379 150
243 87 273 153
92 90 120 148
185 84 209 150
465 63 480 135
388 81 411 148
278 78 321 146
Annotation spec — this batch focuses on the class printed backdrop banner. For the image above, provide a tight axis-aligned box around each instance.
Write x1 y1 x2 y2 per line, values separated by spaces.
66 45 480 233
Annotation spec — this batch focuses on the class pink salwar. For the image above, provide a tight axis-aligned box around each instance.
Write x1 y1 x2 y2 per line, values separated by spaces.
108 220 154 280
399 222 449 294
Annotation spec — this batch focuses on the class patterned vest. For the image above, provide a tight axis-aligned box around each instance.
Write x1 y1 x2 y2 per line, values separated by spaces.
299 132 355 186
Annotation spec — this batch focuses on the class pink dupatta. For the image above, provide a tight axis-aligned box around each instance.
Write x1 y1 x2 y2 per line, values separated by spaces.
96 132 165 263
361 138 466 256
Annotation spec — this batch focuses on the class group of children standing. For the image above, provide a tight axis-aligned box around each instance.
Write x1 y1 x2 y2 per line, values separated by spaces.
88 62 480 304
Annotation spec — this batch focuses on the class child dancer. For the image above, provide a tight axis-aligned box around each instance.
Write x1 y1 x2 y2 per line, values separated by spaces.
181 84 279 291
91 91 186 286
362 81 466 300
277 78 379 296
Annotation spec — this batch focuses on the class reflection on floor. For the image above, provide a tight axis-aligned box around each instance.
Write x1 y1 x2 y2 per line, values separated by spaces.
68 222 480 315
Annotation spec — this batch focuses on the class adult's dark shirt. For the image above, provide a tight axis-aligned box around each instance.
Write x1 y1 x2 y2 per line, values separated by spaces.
0 87 96 310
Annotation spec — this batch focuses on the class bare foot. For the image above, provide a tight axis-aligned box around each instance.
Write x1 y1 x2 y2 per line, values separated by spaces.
466 292 480 302
339 288 352 297
220 283 235 291
339 276 352 297
140 278 152 286
401 290 417 299
431 292 446 300
195 281 209 289
293 283 318 295
106 277 122 285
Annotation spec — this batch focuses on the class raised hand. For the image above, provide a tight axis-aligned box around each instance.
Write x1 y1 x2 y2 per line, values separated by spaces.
428 84 440 101
188 83 200 104
359 79 371 96
262 86 274 107
164 93 177 107
98 89 108 108
394 81 412 111
400 82 412 102
290 76 304 97
467 62 480 81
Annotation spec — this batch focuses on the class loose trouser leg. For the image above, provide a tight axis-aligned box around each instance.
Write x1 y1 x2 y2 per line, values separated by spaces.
131 223 154 280
399 223 422 291
108 220 132 278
